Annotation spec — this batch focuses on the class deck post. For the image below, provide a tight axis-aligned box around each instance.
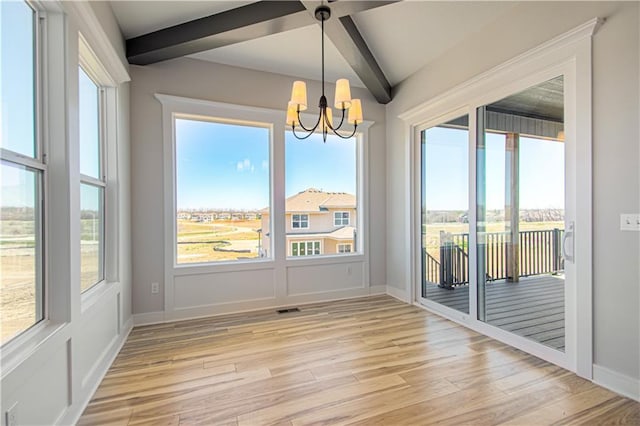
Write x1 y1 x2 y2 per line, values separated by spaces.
505 133 520 282
439 231 453 288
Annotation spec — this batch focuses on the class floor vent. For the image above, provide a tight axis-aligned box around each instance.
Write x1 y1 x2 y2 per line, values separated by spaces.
277 307 300 314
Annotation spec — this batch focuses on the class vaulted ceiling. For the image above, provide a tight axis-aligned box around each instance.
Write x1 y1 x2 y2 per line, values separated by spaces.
110 1 520 103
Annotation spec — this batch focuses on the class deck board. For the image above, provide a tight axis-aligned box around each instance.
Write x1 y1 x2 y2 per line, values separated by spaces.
424 274 565 350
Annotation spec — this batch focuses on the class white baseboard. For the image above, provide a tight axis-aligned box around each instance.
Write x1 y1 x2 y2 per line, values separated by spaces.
593 364 640 401
133 310 167 326
369 284 387 295
386 285 410 303
133 286 389 327
59 317 134 425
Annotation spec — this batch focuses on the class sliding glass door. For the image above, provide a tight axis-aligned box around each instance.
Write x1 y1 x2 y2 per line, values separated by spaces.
420 115 469 314
477 76 567 351
417 76 574 362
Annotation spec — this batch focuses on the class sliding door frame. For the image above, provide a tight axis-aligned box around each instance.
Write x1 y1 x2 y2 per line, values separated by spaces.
401 19 601 378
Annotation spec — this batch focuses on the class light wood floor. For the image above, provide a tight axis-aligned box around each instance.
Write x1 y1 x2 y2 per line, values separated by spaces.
426 275 565 350
79 295 639 425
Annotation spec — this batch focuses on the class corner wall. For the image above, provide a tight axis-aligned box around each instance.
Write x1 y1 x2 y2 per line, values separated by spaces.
386 1 639 393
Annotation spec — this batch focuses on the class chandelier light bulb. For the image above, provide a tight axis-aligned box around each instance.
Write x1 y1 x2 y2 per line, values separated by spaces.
290 81 308 111
334 79 352 110
347 99 363 125
286 102 300 127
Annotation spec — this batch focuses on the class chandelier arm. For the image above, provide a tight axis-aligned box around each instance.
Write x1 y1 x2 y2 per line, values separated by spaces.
291 124 317 140
326 108 346 132
329 123 358 139
296 107 322 133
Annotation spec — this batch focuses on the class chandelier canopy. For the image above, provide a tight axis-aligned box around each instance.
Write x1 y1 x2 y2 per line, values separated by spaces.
286 4 363 142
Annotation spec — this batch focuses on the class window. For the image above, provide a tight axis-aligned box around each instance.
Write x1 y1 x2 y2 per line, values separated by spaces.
175 118 270 264
334 211 350 226
285 132 359 257
291 241 321 256
79 66 105 292
0 1 45 345
292 214 309 229
337 244 352 253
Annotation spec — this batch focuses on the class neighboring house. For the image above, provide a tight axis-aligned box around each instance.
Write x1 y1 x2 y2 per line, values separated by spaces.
191 213 215 222
177 212 192 220
260 188 356 257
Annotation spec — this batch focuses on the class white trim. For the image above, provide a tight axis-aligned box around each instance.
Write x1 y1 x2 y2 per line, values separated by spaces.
386 285 411 303
399 18 603 123
61 317 133 426
593 364 640 402
134 289 387 327
402 18 600 377
133 311 167 326
61 2 129 84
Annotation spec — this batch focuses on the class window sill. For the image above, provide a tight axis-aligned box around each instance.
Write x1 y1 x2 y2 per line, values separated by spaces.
285 253 364 267
0 320 68 380
173 258 276 276
81 280 120 313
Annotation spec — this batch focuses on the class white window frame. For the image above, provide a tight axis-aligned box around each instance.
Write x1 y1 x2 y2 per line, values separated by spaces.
157 94 373 319
0 0 46 346
337 243 352 253
291 240 321 256
171 114 273 266
78 33 120 304
334 211 350 226
78 63 106 293
292 214 309 229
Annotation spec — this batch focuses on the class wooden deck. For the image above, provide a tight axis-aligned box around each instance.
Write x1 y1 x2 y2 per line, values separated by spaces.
425 274 565 350
78 295 639 425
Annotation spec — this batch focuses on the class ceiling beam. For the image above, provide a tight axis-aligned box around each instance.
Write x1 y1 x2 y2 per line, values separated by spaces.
127 1 312 65
300 1 393 104
126 0 396 67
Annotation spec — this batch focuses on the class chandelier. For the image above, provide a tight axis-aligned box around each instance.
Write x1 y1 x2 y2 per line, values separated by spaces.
286 4 363 142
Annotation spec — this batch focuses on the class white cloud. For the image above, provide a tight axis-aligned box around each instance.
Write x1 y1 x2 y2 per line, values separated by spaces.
236 158 253 173
261 160 268 171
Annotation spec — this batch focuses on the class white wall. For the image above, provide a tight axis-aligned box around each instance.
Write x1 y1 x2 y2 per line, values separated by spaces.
386 1 639 388
0 2 132 425
130 58 386 318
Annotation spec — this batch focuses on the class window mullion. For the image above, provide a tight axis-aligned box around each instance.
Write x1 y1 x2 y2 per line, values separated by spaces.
79 174 106 187
0 149 47 171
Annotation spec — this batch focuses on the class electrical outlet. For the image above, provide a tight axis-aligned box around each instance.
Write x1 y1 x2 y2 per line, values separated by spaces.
5 403 18 426
151 282 160 294
346 265 352 275
620 214 640 231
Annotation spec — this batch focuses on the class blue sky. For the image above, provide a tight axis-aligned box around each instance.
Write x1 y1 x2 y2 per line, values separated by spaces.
176 119 270 210
1 1 35 157
176 118 356 210
79 68 101 179
423 126 564 211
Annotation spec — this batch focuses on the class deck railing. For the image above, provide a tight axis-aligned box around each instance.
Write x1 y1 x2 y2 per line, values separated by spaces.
425 228 564 287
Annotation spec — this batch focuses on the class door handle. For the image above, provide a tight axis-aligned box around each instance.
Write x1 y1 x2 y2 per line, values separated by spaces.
563 221 575 263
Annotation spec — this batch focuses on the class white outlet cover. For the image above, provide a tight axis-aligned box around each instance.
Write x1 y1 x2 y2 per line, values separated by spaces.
620 214 640 231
